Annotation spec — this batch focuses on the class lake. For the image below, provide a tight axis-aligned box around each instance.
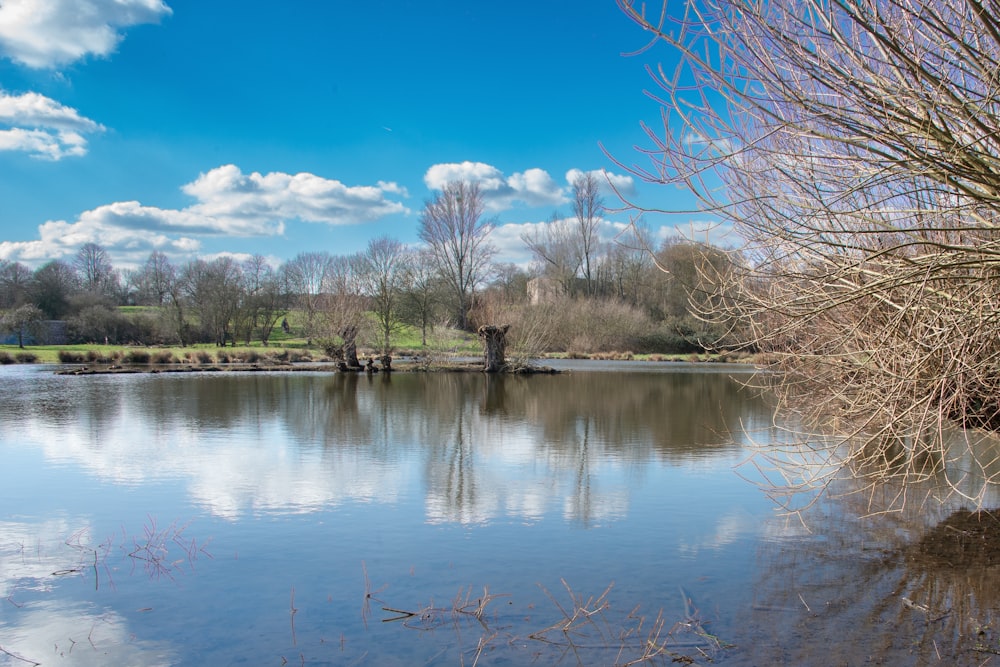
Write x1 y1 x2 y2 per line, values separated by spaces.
1 361 999 666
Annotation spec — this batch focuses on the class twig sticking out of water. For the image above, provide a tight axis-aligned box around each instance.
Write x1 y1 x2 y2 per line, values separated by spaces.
361 561 387 629
374 576 731 665
290 587 298 646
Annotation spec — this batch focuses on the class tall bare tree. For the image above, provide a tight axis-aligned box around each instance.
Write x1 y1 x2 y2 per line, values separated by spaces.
571 171 604 296
616 0 1000 504
132 251 176 306
419 181 497 330
74 242 117 298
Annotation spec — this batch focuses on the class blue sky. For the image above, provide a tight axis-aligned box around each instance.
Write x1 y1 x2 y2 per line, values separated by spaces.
0 0 710 270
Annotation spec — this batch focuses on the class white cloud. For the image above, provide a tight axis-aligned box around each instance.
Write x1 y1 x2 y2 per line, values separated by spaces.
0 214 200 264
488 221 540 267
0 91 105 159
425 161 638 212
0 91 102 131
424 161 566 211
0 0 172 69
0 165 411 266
184 164 409 226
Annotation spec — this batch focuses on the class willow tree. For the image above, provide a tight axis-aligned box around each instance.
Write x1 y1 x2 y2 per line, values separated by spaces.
616 0 1000 503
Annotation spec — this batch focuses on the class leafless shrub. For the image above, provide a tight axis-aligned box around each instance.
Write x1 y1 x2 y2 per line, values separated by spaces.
615 0 1000 509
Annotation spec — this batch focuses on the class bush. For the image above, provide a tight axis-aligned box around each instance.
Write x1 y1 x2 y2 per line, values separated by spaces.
15 352 37 363
150 350 176 364
58 350 86 363
123 350 151 364
233 350 263 364
0 351 13 365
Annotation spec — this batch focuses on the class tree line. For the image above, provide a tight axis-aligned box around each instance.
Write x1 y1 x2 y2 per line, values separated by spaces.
0 176 736 356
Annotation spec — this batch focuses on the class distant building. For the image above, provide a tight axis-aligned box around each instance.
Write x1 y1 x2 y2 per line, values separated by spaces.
526 277 563 305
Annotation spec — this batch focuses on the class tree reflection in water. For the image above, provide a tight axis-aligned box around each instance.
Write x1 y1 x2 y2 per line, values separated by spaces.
746 453 1000 665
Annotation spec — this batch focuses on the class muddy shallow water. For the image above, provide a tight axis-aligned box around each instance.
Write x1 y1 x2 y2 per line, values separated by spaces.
1 362 999 665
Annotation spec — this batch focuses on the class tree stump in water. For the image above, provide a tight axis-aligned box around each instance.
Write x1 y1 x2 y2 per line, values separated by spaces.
478 324 510 373
341 325 360 368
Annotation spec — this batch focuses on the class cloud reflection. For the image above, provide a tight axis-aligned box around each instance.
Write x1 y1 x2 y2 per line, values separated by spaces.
2 370 770 525
1 600 174 666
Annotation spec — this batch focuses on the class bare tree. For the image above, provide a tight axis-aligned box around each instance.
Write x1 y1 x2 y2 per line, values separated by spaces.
401 249 441 347
607 218 654 305
419 181 497 330
0 260 34 308
179 257 243 346
521 213 583 297
31 260 78 319
616 0 1000 504
354 235 409 357
133 251 176 306
235 255 286 345
283 251 332 345
74 242 117 298
571 172 604 296
318 254 367 368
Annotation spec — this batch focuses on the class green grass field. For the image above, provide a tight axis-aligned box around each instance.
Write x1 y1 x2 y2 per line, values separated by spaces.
0 322 482 365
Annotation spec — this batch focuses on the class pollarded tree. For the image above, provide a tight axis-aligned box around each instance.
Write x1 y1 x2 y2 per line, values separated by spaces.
418 181 497 330
616 0 1000 502
318 254 367 368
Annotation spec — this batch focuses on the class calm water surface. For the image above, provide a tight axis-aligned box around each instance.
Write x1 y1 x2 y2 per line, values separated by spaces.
1 362 998 666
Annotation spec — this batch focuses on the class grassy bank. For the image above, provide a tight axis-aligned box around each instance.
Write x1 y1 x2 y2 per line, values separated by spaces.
1 342 756 367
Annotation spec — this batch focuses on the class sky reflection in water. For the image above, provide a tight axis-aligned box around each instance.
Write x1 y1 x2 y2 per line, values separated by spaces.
3 363 995 665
